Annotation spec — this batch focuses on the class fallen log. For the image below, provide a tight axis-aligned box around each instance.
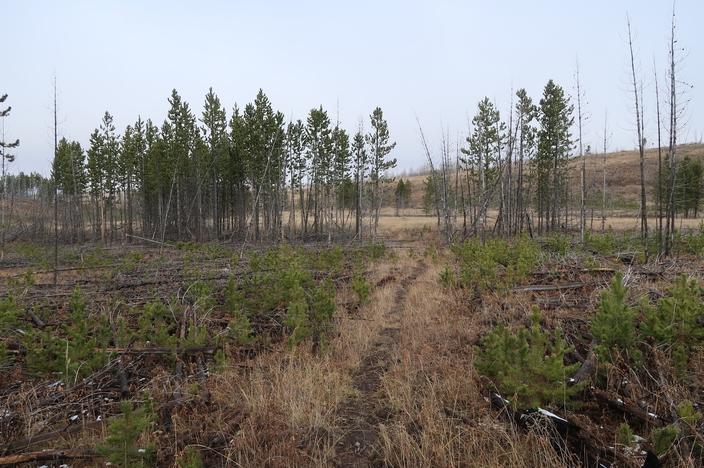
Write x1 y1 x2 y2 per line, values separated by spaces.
571 340 597 384
0 449 96 466
103 346 215 355
1 420 105 454
511 282 587 292
590 387 664 427
489 392 657 468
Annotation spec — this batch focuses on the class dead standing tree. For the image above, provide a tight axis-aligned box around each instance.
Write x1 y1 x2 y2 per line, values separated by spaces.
0 93 20 259
653 61 664 253
626 16 649 260
417 117 452 243
575 60 588 243
601 111 611 233
664 6 683 256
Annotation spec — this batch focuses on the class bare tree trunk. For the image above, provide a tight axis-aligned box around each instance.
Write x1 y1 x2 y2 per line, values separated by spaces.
576 61 586 243
627 16 648 260
665 7 678 256
53 77 59 286
654 62 664 254
601 112 609 233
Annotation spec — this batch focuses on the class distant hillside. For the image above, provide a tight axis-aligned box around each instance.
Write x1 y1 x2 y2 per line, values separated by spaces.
392 143 704 210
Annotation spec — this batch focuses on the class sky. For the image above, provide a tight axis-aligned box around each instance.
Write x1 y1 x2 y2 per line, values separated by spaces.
3 0 703 175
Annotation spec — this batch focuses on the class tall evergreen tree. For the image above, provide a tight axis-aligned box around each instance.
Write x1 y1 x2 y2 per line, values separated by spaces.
352 128 368 239
535 80 574 233
305 106 333 236
461 97 505 234
331 125 351 231
514 89 537 235
366 107 396 238
99 111 120 241
51 138 87 241
286 119 306 237
201 88 228 239
86 128 106 240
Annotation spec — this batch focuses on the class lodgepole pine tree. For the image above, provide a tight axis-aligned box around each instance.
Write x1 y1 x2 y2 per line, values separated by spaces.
366 107 396 239
535 80 574 233
201 88 228 239
0 93 19 259
352 127 367 240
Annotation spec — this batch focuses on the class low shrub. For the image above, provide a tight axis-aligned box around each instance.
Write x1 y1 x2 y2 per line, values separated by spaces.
25 288 109 384
439 265 457 288
97 401 154 468
641 275 704 371
351 274 371 304
451 236 539 290
544 233 571 256
591 273 639 361
475 308 582 410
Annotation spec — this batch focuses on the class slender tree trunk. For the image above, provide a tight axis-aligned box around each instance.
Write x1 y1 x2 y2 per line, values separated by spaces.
627 17 649 260
53 78 58 286
576 62 586 242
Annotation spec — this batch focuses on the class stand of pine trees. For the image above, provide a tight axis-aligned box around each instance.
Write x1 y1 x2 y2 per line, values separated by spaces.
39 89 396 244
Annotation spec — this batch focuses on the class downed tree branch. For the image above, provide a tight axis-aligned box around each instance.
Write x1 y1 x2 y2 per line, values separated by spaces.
590 387 664 427
511 282 588 292
571 339 597 384
0 449 96 466
488 393 634 466
1 420 105 454
103 346 215 355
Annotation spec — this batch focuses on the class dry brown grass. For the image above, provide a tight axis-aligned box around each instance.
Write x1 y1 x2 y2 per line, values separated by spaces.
376 256 570 467
205 254 412 467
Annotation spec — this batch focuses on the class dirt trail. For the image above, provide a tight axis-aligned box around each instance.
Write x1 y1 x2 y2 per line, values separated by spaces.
334 257 426 467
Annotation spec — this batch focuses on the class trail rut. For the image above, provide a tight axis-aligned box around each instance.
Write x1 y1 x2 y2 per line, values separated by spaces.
334 258 426 467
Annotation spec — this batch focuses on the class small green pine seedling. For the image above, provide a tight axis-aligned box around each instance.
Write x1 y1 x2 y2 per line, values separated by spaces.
591 273 639 361
676 400 702 425
284 286 310 347
228 313 253 346
439 266 456 288
652 424 679 456
98 401 154 468
616 422 635 446
351 275 371 304
641 275 704 371
178 446 204 468
475 307 582 410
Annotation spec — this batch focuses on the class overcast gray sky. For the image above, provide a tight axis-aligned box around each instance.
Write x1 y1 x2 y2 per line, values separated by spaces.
4 0 703 175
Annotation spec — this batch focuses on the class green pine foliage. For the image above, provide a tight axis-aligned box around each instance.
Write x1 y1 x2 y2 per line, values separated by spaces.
652 425 679 456
136 300 179 349
439 265 457 288
97 401 154 468
351 274 371 304
0 296 21 366
534 80 574 233
25 287 109 383
475 308 582 410
284 285 310 346
224 247 374 348
224 278 253 346
641 275 704 370
676 400 702 425
616 422 635 446
591 273 639 360
544 233 571 255
178 446 204 468
451 237 539 290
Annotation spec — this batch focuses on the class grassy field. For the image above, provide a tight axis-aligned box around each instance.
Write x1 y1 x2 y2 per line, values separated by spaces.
1 217 703 466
